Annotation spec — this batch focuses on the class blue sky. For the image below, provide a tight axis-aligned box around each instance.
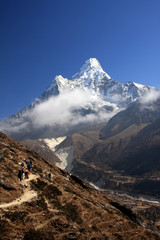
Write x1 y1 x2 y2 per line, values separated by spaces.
0 0 160 120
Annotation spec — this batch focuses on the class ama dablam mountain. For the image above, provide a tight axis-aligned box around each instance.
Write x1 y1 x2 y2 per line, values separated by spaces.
0 58 159 140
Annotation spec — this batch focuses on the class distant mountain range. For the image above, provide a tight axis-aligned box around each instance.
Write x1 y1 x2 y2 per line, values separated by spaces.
0 58 159 140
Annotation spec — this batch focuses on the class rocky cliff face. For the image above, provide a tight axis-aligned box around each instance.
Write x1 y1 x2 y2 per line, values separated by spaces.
0 131 160 240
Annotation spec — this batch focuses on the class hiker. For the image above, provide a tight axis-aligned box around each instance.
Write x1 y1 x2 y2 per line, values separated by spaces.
30 160 32 167
22 168 25 180
27 163 31 171
1 178 4 186
18 170 22 181
25 158 29 165
48 172 53 180
21 162 24 167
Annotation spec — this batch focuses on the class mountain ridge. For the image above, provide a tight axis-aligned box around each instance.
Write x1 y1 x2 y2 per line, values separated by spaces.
0 58 159 140
41 58 156 107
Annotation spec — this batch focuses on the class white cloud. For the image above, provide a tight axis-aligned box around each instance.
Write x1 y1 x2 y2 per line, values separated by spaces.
141 89 160 105
139 89 160 112
27 89 107 128
0 89 119 134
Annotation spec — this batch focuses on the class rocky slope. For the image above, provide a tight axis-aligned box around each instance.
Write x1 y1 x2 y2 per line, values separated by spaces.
0 132 160 239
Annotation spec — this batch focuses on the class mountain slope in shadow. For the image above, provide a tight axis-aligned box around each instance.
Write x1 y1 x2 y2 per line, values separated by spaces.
71 99 160 197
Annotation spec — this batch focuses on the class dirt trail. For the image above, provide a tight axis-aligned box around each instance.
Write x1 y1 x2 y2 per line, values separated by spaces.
0 173 38 209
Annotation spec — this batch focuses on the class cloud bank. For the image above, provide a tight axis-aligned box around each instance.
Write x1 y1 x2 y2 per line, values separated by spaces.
0 89 117 134
28 89 116 127
1 88 160 136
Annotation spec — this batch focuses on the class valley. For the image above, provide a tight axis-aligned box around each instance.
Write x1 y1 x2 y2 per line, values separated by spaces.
104 189 160 230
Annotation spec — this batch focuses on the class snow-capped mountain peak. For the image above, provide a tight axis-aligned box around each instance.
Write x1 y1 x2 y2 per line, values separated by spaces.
73 58 103 75
133 82 148 90
72 58 111 80
40 58 158 107
86 58 102 69
41 58 112 98
1 58 160 140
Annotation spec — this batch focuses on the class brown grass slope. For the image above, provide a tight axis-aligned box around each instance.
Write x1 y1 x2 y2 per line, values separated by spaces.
0 132 160 240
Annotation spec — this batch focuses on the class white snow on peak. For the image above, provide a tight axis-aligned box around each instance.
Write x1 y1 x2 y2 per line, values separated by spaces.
38 58 158 110
55 75 69 92
42 58 112 97
55 75 64 81
72 58 111 80
82 58 103 71
133 82 147 90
